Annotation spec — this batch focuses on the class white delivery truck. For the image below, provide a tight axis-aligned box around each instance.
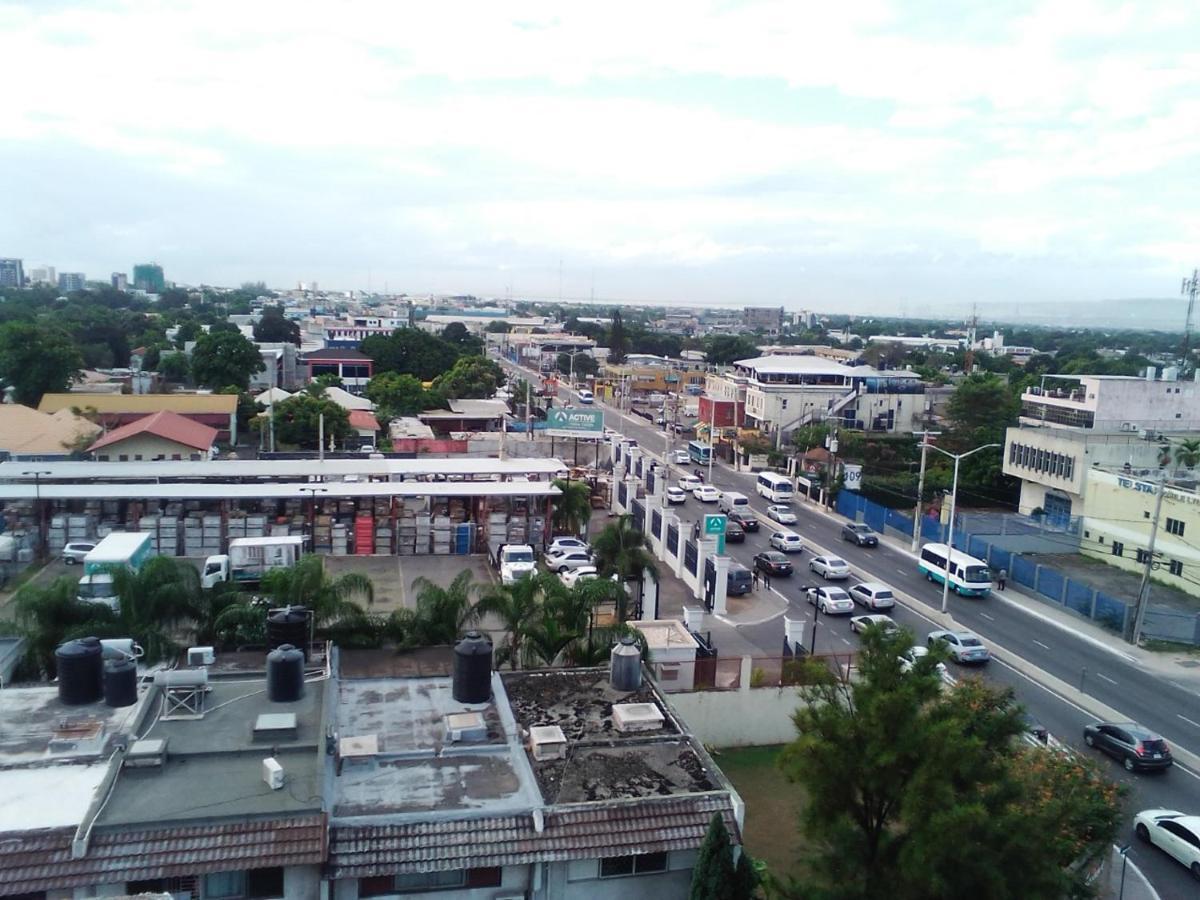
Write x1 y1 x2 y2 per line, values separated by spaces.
489 543 536 585
76 532 154 612
202 536 306 589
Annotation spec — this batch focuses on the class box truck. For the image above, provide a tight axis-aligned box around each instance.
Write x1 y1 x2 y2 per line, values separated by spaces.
76 532 154 612
202 536 306 588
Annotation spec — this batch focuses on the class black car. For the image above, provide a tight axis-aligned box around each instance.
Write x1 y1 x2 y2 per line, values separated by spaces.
1083 721 1173 771
753 551 793 576
724 520 746 543
841 523 879 546
727 509 759 532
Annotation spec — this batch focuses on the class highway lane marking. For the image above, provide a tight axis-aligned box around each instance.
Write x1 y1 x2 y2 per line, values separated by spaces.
841 637 852 646
1179 715 1200 729
1095 672 1118 685
979 612 995 621
895 567 906 575
1032 639 1051 650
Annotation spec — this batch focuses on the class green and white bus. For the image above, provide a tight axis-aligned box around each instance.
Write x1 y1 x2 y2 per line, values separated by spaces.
918 543 992 597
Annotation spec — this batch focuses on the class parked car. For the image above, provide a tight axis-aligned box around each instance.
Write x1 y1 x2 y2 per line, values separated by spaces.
841 523 879 546
809 555 851 580
1084 722 1173 772
753 551 793 576
767 505 797 524
546 549 596 573
560 566 598 588
678 475 703 491
727 563 754 596
850 613 897 635
61 542 97 565
665 486 687 504
693 485 720 503
807 586 854 615
1134 809 1200 875
673 450 691 464
548 537 590 556
769 530 804 553
849 581 896 610
726 509 759 532
724 520 746 543
899 645 948 678
927 629 991 664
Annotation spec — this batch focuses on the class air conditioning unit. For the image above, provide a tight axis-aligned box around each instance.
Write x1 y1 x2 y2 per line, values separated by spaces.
187 646 215 666
262 756 284 790
1120 422 1137 433
529 725 567 761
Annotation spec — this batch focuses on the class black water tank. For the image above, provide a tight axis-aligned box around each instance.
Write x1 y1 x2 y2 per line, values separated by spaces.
453 631 493 704
266 643 305 702
267 607 310 659
103 658 138 707
56 636 103 705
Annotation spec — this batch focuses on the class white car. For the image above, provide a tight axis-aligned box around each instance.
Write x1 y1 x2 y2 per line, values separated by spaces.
678 475 703 492
767 505 797 525
809 555 851 580
61 542 97 565
1135 810 1200 878
807 586 854 614
693 485 720 503
899 645 948 678
849 614 897 635
560 565 599 588
665 486 687 504
927 629 991 664
546 550 595 573
673 450 691 464
769 530 804 553
548 537 590 556
849 582 896 610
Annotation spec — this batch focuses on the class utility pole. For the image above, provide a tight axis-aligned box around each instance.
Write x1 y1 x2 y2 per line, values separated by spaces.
525 380 532 441
911 430 941 551
1129 478 1167 645
707 395 717 484
1182 269 1199 370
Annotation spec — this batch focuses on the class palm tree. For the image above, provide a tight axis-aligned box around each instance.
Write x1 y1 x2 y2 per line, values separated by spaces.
258 555 373 627
1176 438 1200 474
475 573 554 669
10 575 107 677
564 623 640 667
551 478 592 536
106 556 204 663
409 570 478 645
591 514 658 622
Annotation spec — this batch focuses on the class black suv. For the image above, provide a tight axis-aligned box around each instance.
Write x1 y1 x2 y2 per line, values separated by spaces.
727 509 759 532
1083 721 1172 771
841 523 878 546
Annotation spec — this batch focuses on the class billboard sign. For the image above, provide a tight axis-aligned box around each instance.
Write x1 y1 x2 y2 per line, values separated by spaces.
544 407 605 438
843 464 863 492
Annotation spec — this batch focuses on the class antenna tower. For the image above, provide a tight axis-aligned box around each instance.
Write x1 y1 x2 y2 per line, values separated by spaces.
963 303 978 374
1182 269 1199 368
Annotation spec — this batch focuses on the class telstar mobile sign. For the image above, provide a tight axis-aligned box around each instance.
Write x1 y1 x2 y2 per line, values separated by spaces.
544 407 604 437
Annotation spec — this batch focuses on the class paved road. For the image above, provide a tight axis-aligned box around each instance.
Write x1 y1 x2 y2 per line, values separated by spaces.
505 360 1191 898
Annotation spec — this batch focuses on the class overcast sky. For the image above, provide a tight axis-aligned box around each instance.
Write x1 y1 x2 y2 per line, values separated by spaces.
2 1 1198 319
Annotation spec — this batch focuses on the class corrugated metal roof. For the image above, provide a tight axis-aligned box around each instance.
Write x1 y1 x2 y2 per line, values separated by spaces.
38 393 238 414
0 815 325 894
327 795 737 877
0 481 561 501
0 458 566 480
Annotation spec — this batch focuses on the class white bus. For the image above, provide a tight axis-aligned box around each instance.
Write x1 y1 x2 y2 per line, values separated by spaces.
756 472 794 503
917 543 992 597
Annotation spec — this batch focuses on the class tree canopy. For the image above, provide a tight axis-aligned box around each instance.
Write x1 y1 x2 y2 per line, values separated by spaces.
361 327 462 381
608 308 628 364
271 390 352 449
190 328 264 390
252 304 300 345
704 334 760 366
0 320 84 405
431 355 504 400
365 372 433 418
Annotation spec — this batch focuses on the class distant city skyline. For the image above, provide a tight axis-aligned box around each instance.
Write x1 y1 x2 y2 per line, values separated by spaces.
2 2 1198 325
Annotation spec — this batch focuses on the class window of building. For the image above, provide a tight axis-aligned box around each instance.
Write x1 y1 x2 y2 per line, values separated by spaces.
134 454 143 461
1112 541 1124 556
1166 518 1186 537
359 868 500 896
118 454 129 462
1136 549 1151 564
600 852 670 878
1170 560 1184 577
204 871 247 898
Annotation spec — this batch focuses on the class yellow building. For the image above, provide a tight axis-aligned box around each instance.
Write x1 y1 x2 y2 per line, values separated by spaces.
1082 469 1200 597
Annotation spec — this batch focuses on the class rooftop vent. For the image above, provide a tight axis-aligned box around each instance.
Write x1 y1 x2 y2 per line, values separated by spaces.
529 725 568 761
253 712 298 743
611 702 665 733
48 719 106 756
339 734 379 759
124 738 168 768
445 711 487 743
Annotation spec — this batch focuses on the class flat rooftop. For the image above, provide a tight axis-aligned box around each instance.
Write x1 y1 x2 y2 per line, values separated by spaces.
0 684 144 762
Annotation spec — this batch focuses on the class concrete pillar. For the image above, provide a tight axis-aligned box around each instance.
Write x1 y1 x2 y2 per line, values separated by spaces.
682 606 704 632
711 554 730 616
695 535 719 601
640 569 659 620
784 616 806 655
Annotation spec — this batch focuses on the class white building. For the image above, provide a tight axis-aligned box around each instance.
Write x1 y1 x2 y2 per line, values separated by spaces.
1003 371 1200 519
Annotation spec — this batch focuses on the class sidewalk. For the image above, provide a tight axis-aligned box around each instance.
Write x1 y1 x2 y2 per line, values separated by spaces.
1097 845 1160 900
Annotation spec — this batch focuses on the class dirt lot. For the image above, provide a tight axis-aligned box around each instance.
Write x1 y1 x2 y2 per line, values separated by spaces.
1031 552 1199 612
323 553 496 615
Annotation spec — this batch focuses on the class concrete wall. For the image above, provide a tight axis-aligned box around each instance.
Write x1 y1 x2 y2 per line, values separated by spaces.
93 433 207 461
549 850 697 900
667 684 804 748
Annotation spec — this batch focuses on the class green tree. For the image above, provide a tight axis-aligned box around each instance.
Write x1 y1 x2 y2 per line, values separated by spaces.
704 334 760 366
272 391 352 449
475 573 548 669
10 576 106 678
776 627 1121 900
608 308 628 364
558 352 599 380
1175 438 1200 473
258 555 372 626
441 322 484 355
156 351 190 382
190 328 264 390
253 304 300 344
551 478 592 535
107 557 204 663
403 571 479 645
432 355 504 400
591 514 657 622
174 320 201 348
366 372 430 417
361 327 460 380
946 374 1019 442
690 812 756 900
0 321 83 405
484 320 511 334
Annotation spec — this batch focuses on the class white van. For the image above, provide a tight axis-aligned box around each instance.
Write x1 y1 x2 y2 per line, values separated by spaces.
577 389 594 404
719 491 750 514
756 472 794 503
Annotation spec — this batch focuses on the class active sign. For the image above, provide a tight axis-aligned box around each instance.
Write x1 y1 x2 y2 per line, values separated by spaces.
543 407 605 438
704 513 727 554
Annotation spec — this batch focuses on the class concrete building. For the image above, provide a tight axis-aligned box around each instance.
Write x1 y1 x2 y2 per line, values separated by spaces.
29 264 54 286
302 348 374 394
723 355 926 441
132 262 166 292
57 271 86 292
758 344 860 363
38 393 239 444
1004 372 1200 519
0 257 23 288
111 271 128 291
0 405 100 460
89 410 219 461
251 341 301 391
742 306 785 333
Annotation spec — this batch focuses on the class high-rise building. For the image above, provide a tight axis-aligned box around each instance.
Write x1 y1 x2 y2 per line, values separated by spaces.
0 258 23 288
132 262 165 292
111 272 128 291
29 265 56 286
57 272 86 292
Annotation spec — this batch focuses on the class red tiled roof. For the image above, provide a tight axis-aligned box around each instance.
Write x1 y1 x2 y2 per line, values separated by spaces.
89 410 219 453
0 815 326 894
347 410 380 432
328 794 737 878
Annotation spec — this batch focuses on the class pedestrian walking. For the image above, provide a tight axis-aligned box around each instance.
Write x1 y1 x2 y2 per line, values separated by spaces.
763 571 772 590
997 567 1007 591
752 570 760 590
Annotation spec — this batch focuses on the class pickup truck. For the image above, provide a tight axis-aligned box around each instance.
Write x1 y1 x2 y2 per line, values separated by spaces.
489 543 536 585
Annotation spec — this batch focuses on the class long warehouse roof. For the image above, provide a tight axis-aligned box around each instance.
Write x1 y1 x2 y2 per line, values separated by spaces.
0 482 561 501
0 458 568 482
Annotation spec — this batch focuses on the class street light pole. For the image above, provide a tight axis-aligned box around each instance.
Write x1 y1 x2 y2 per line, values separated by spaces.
911 430 941 551
1129 478 1166 645
23 470 50 561
706 394 716 484
300 487 327 552
926 442 1001 614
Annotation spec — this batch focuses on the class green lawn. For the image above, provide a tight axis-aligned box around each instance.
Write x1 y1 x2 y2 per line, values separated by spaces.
714 745 805 883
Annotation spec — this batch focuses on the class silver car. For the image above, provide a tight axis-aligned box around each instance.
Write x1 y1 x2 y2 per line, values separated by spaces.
807 586 854 614
849 581 896 610
61 542 96 565
927 629 991 664
809 555 850 580
767 505 797 525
